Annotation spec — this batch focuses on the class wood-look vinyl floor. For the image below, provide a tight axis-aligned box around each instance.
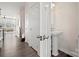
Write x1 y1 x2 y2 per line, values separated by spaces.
0 41 39 57
0 32 39 57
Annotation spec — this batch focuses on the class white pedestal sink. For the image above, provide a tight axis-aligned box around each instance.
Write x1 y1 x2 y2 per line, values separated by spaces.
51 31 62 56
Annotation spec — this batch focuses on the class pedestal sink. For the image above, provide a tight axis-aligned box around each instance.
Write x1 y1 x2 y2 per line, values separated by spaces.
51 31 62 56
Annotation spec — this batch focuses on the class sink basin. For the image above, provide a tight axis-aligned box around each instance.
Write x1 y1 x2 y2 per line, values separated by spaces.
52 31 63 36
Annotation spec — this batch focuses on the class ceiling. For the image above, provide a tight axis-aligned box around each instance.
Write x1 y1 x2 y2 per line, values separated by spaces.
0 2 25 18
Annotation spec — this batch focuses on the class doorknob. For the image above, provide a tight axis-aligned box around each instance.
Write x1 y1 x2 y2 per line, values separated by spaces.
37 35 42 41
37 35 42 38
37 35 49 41
43 35 49 40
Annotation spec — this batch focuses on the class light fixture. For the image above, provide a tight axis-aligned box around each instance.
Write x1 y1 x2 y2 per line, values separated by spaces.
3 15 7 19
51 2 55 8
45 4 49 8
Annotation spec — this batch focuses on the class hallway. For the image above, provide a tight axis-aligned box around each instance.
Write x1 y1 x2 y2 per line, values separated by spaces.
0 32 39 57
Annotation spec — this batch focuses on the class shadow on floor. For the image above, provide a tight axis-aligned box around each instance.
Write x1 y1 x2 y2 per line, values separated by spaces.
51 50 72 57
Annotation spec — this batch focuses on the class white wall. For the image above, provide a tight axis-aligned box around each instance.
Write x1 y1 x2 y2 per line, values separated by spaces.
54 2 79 56
0 2 25 37
0 2 24 18
20 5 25 37
25 2 40 55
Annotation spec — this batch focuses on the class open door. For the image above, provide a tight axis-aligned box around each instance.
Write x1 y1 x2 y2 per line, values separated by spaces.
37 2 51 57
25 2 51 57
40 2 51 57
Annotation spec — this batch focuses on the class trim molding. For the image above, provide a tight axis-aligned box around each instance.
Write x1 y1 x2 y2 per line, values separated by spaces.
59 48 78 57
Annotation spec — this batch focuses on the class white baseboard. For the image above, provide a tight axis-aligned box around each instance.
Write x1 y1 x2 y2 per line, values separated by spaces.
59 48 78 57
25 39 39 56
25 39 31 47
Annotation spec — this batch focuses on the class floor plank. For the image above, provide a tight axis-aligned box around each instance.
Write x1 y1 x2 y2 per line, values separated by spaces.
0 32 39 57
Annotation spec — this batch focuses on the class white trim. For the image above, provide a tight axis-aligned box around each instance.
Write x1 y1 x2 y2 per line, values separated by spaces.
59 48 78 57
25 39 39 56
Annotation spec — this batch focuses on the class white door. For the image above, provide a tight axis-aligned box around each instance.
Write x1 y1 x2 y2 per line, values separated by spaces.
25 2 40 55
25 2 51 57
39 2 51 57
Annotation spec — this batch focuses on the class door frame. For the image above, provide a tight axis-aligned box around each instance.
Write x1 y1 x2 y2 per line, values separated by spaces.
40 2 51 57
